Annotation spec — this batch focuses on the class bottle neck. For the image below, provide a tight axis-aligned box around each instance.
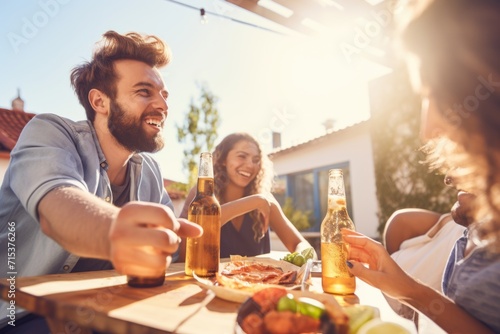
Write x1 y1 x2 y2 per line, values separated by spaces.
197 176 215 196
327 194 347 211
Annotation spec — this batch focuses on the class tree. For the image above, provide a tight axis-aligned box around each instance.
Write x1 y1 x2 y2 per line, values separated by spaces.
369 65 456 236
177 83 221 187
281 197 312 231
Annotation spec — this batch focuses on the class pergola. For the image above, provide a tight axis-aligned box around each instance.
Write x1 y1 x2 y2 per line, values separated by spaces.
225 0 396 68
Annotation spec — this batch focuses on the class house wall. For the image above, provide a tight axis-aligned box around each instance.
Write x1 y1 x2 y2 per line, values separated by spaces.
270 122 379 238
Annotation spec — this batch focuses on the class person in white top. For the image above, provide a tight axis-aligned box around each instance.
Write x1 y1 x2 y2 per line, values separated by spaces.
341 0 500 332
382 177 474 331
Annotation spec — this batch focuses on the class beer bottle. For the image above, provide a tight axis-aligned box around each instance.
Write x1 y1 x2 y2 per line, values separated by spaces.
321 169 356 295
185 152 221 277
127 225 166 288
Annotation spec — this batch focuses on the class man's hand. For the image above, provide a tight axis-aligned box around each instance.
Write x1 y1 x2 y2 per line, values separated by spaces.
109 202 202 277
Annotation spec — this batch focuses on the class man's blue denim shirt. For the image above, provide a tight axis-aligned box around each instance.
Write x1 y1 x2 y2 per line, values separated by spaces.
0 113 173 327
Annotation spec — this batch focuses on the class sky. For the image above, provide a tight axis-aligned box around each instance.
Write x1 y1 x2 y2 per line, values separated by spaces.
0 0 391 182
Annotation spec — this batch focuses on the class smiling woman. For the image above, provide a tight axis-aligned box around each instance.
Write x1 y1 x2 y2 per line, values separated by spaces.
177 132 315 262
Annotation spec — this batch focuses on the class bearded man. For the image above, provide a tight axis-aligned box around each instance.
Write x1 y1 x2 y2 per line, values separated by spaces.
0 31 202 332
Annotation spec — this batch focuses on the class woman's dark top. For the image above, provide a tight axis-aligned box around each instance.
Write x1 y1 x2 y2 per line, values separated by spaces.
220 214 270 258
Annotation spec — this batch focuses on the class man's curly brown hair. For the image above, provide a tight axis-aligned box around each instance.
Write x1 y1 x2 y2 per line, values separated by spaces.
70 30 171 122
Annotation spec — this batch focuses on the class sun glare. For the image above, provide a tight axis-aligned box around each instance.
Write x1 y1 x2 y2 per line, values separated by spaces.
273 36 392 143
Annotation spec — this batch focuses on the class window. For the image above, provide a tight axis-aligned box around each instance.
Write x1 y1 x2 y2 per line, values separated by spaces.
289 171 314 214
273 176 287 205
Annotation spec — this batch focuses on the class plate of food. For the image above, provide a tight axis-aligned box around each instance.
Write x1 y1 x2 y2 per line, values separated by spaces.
235 287 382 334
193 255 310 303
235 287 350 334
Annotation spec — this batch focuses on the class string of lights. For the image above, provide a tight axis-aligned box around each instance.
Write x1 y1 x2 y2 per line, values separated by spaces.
163 0 286 35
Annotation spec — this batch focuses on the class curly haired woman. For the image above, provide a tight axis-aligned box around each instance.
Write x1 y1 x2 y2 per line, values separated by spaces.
178 133 314 259
342 1 500 333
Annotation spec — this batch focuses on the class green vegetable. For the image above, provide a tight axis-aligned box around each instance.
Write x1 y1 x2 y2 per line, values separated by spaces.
297 297 325 319
281 247 314 266
292 254 306 267
344 305 378 334
277 294 297 312
276 295 326 320
301 247 315 261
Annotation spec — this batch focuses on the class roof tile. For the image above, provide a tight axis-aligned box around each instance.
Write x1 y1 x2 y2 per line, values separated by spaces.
0 108 35 152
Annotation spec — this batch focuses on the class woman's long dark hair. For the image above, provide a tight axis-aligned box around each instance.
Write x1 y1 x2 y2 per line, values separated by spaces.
212 133 273 241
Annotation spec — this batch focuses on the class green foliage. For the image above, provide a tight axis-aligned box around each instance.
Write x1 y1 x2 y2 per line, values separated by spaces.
177 83 221 187
282 197 312 231
166 181 188 194
369 66 456 236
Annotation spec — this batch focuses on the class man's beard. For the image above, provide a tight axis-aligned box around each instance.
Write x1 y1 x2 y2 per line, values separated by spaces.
450 192 476 227
107 100 165 153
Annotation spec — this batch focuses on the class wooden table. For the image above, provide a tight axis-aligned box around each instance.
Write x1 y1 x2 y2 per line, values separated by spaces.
0 254 417 334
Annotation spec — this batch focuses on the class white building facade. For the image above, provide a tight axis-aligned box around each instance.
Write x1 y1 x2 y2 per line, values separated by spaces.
270 121 379 238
